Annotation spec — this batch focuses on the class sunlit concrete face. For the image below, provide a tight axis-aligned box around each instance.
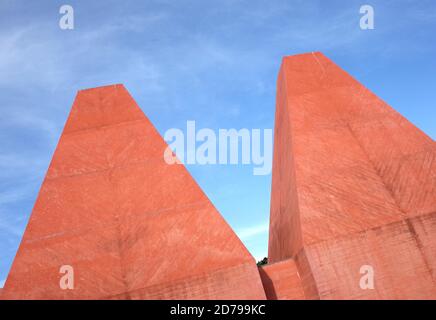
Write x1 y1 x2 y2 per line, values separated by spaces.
267 52 436 299
1 84 266 300
2 53 435 300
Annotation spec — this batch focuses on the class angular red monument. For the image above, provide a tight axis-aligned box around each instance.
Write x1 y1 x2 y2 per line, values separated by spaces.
1 84 266 299
263 52 436 299
2 53 435 300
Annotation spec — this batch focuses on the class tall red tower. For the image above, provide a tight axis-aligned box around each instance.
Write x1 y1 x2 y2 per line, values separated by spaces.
265 52 436 299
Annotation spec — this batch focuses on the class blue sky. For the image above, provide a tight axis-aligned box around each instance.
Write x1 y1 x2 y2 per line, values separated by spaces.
0 0 435 287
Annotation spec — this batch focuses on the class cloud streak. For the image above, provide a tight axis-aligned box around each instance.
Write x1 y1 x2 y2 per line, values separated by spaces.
236 222 269 241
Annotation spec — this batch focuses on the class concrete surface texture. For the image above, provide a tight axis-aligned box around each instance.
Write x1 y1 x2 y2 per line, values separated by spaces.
267 52 435 299
1 84 265 299
1 52 435 300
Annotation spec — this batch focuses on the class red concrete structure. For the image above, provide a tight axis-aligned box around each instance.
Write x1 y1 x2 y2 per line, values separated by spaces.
1 84 265 299
258 259 305 299
265 52 436 299
1 53 435 300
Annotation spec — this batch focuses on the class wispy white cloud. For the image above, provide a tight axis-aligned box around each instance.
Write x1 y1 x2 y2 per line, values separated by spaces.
0 187 32 207
236 221 269 241
0 11 168 94
0 205 29 238
0 278 5 288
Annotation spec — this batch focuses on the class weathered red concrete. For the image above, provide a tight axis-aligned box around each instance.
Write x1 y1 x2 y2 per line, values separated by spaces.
268 52 436 299
2 53 435 300
2 84 266 300
259 259 305 300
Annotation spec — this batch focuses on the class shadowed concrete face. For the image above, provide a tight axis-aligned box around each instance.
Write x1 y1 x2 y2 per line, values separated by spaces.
258 259 305 300
267 52 436 299
2 84 266 300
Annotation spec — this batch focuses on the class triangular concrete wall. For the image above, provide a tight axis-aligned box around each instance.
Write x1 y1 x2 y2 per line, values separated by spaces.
2 84 266 299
